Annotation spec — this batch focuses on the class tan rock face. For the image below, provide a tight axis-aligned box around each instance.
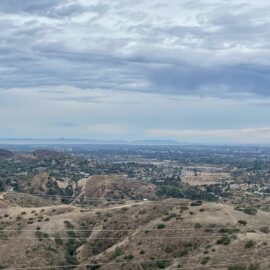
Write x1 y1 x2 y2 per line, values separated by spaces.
74 174 158 202
28 173 57 194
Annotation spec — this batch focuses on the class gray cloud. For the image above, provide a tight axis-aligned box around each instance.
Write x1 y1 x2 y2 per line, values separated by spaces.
1 0 270 99
0 0 63 15
0 0 87 17
146 62 270 97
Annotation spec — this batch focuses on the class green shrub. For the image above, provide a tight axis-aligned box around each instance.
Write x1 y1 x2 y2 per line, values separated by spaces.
245 240 255 249
243 208 257 215
238 220 247 226
35 231 44 240
124 255 134 260
163 245 173 253
184 241 198 250
110 247 123 259
201 256 209 265
156 260 168 269
190 201 202 206
162 213 177 222
88 266 101 270
179 249 188 257
259 227 269 234
55 238 63 246
227 266 246 270
219 228 240 234
216 235 231 245
248 264 259 270
64 221 74 228
66 238 78 264
43 233 49 238
207 224 216 228
157 223 166 229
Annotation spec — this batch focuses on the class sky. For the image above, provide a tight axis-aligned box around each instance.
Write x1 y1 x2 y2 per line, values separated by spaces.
1 0 270 144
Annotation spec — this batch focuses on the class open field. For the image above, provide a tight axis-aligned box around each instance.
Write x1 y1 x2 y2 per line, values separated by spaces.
182 166 230 186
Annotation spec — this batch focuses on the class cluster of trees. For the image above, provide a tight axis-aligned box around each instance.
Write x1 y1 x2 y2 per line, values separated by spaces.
0 179 5 191
157 184 218 201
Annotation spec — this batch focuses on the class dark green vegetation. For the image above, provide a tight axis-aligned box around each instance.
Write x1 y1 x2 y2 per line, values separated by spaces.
228 264 259 270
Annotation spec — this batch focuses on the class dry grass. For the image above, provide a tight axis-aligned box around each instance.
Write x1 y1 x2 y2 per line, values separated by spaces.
1 198 270 270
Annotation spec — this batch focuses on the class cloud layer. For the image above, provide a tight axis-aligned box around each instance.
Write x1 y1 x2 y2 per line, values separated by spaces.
1 0 270 96
1 0 270 142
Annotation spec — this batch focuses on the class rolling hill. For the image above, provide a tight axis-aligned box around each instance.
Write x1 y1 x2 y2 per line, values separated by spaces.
0 196 270 270
74 175 158 202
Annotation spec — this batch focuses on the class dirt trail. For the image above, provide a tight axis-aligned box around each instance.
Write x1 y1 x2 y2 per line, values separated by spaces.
94 201 148 212
0 192 6 200
221 204 238 224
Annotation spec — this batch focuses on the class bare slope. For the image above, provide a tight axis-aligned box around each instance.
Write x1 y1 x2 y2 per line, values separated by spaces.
1 192 60 208
75 175 158 202
26 173 74 198
1 200 270 270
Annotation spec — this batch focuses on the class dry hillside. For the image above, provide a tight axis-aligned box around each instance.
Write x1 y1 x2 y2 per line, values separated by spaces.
1 195 270 270
24 173 75 199
74 175 158 202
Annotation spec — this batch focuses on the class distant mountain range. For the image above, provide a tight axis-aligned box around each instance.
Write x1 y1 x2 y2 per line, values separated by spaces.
0 138 183 145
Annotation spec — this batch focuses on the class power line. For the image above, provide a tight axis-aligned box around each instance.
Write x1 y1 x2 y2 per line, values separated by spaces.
10 192 153 201
5 192 270 209
2 254 270 270
1 225 268 232
0 236 223 240
4 192 190 203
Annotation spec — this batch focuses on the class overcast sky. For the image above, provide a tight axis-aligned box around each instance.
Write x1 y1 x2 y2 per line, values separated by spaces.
1 0 270 144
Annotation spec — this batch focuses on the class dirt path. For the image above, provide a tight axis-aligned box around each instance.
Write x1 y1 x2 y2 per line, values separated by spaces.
0 192 6 200
94 201 148 212
222 204 238 224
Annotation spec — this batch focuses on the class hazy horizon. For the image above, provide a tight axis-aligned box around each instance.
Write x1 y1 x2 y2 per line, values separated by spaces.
1 137 270 147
